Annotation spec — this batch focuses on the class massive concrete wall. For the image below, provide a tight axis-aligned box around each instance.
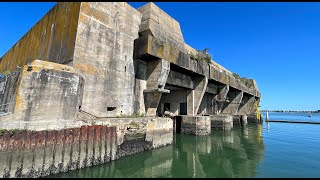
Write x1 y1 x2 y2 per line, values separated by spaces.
134 3 260 98
0 2 261 119
73 2 142 117
134 2 260 117
138 2 185 53
0 2 81 73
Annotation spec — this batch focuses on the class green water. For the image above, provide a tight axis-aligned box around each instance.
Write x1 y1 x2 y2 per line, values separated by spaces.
49 113 320 178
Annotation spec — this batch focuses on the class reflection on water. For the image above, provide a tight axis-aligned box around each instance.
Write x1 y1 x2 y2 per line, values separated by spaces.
49 125 264 178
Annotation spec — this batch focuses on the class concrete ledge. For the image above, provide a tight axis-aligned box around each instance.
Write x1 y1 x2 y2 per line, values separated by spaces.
210 114 233 130
178 115 211 136
0 117 173 178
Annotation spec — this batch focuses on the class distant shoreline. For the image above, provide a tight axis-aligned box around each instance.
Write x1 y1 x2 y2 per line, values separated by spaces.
260 110 320 113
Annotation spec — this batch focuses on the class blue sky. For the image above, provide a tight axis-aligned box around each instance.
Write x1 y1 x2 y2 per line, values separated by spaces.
1 2 320 111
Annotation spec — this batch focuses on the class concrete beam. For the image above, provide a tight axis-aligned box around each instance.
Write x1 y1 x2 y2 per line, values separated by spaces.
187 76 208 116
146 59 170 91
166 70 193 89
237 94 255 115
205 82 218 94
215 85 229 115
133 35 260 97
221 90 243 115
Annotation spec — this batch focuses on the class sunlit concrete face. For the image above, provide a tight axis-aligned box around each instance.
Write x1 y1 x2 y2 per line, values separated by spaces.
0 2 260 120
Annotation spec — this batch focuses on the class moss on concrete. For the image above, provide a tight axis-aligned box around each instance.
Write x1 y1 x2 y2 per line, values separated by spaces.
233 72 254 89
115 112 145 118
190 48 213 64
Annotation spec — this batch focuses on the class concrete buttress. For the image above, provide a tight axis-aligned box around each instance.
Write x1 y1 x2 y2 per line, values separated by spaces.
221 90 243 115
187 76 208 116
144 59 170 116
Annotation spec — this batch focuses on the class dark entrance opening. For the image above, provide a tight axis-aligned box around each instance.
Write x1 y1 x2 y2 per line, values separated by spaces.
180 103 187 115
164 103 170 112
175 116 182 133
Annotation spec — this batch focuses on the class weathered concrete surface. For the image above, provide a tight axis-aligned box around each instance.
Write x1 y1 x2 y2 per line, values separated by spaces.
73 2 142 117
166 70 193 89
143 59 170 116
145 59 170 91
92 117 173 150
0 2 81 73
0 2 261 120
187 76 208 116
210 114 233 130
137 2 186 53
0 71 21 114
221 89 243 115
198 93 215 115
178 115 211 135
0 1 263 177
237 94 255 115
133 59 147 115
134 34 260 98
0 60 84 122
215 85 230 114
0 116 173 178
144 92 162 117
158 88 187 116
0 126 118 178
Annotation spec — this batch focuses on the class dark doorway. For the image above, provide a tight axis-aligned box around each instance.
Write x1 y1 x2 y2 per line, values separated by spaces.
164 103 171 112
180 103 187 115
175 116 182 133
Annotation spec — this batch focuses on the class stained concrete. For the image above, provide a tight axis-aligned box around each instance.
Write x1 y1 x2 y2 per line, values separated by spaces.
210 114 233 130
0 117 173 178
0 1 262 177
187 76 208 116
0 2 261 121
178 115 211 135
0 60 84 122
73 2 142 117
0 71 21 114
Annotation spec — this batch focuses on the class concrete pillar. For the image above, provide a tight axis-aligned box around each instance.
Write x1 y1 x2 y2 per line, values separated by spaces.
144 59 170 116
221 90 243 115
241 115 248 126
180 115 211 135
210 114 233 130
215 85 229 115
187 76 208 116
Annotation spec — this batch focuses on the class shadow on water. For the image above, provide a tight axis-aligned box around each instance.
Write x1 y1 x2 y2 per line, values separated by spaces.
49 125 265 178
